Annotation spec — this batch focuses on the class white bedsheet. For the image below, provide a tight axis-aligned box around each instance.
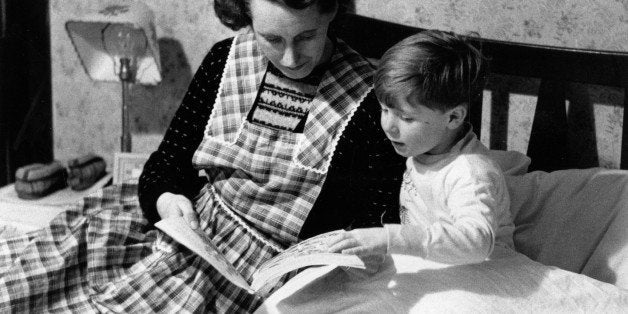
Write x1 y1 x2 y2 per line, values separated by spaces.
257 248 628 313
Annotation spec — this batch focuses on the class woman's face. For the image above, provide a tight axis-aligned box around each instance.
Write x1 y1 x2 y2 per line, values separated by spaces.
249 0 336 79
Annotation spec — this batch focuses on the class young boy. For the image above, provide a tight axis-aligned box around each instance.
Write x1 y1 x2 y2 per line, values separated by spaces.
329 30 518 265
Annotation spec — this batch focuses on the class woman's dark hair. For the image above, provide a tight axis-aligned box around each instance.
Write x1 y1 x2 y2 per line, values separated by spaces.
214 0 349 31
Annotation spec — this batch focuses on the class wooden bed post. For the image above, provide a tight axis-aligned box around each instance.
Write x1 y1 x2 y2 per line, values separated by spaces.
469 94 483 140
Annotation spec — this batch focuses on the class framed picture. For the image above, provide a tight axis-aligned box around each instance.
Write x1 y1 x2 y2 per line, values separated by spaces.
113 152 150 184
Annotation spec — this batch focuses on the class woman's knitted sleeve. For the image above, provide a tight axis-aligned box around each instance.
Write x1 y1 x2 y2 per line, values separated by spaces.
299 91 405 239
138 38 232 225
351 92 406 227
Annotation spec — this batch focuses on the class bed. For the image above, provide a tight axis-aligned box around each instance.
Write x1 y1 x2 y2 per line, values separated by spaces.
1 13 628 313
255 14 628 313
257 167 628 313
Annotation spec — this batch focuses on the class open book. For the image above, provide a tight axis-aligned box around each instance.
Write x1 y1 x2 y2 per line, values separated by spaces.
155 216 365 293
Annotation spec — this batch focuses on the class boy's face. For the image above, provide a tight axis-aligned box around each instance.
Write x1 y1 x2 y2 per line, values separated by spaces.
379 93 452 158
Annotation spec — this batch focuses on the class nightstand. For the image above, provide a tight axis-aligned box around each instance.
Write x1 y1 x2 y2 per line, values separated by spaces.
0 173 112 235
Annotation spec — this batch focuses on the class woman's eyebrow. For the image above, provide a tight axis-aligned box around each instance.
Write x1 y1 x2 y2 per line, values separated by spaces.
298 29 318 35
258 31 279 38
258 28 319 38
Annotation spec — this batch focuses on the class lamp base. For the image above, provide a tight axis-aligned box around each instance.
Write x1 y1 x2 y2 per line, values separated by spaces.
121 134 132 153
120 77 132 153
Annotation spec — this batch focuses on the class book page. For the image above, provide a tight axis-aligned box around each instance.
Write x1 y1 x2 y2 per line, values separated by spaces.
251 230 365 291
155 216 253 293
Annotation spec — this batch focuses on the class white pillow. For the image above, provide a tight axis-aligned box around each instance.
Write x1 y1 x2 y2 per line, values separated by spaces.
487 149 531 175
507 168 628 289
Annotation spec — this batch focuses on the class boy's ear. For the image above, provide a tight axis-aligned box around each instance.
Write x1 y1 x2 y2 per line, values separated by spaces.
447 103 467 129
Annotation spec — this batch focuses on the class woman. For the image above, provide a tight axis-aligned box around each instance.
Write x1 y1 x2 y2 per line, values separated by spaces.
0 0 403 312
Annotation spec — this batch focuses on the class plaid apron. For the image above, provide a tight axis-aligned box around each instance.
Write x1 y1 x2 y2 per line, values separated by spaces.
0 34 373 313
193 33 374 247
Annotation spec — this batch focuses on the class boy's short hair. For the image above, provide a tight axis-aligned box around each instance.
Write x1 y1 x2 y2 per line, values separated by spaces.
374 30 487 112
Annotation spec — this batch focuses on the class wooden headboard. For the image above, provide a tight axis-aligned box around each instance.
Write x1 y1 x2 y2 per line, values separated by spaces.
336 14 628 172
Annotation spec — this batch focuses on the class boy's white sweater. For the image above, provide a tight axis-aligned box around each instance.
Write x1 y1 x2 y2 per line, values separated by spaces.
385 130 528 265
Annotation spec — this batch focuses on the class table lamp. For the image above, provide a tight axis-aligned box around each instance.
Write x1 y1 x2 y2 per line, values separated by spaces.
65 2 161 152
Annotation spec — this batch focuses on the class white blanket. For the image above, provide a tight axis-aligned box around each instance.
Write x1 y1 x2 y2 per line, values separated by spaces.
258 248 628 313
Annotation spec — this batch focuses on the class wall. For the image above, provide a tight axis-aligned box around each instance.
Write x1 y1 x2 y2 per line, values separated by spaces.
50 0 628 169
50 0 233 168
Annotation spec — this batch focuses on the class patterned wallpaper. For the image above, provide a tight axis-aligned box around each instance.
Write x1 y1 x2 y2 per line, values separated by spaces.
50 0 627 169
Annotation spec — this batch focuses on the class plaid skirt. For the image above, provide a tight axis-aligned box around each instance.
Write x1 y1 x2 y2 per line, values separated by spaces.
0 184 278 313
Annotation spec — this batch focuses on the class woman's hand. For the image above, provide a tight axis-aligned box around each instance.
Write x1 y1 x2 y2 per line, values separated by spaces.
328 227 388 256
156 192 199 229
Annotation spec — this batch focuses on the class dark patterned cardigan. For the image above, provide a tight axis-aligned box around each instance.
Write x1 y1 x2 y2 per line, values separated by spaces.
138 37 404 240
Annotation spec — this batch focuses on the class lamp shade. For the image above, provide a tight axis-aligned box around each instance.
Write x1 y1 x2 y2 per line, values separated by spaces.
65 1 161 85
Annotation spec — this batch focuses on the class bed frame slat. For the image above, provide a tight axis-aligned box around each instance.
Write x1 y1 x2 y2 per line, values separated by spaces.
527 80 569 171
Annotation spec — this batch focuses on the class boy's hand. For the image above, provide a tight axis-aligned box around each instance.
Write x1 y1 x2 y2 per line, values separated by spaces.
344 254 388 278
328 227 388 256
